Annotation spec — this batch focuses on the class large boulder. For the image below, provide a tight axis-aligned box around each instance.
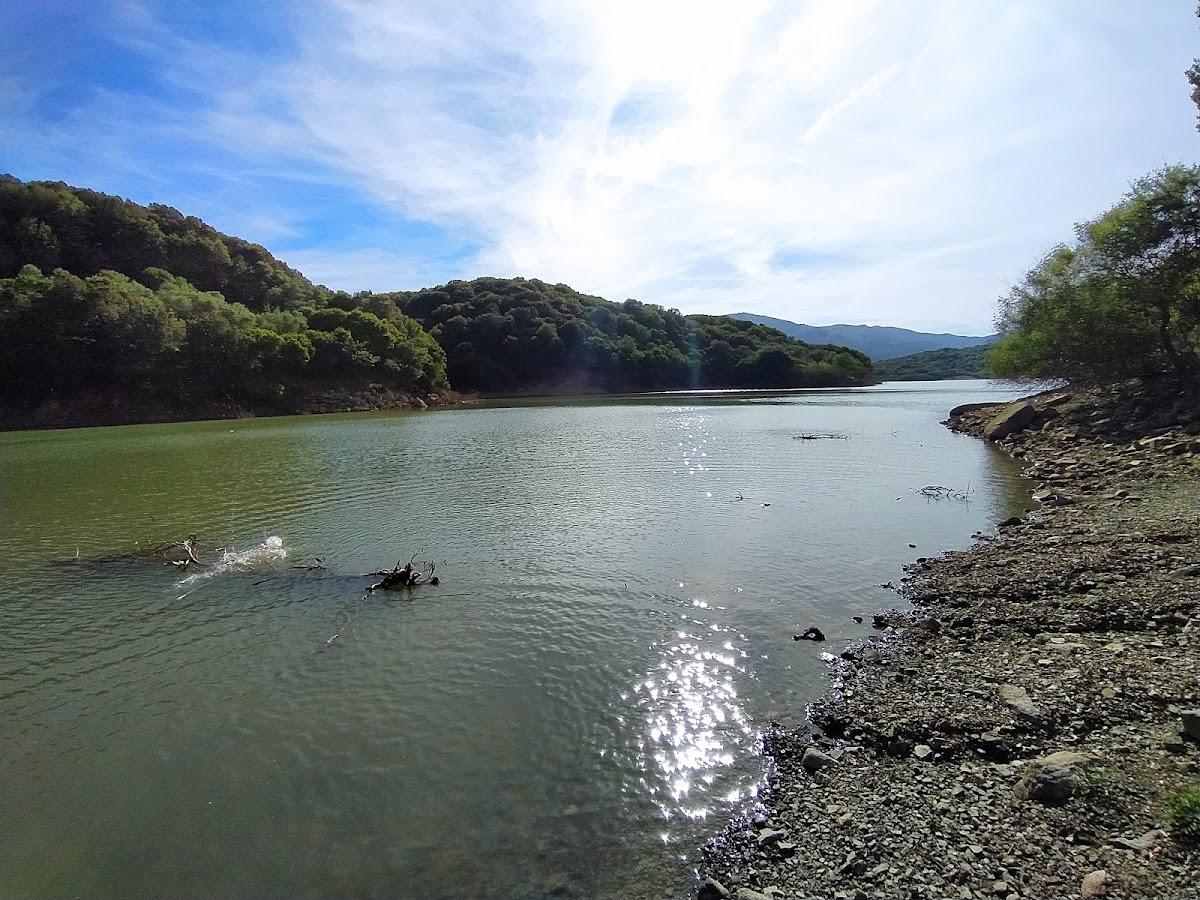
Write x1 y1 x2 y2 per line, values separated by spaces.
984 401 1037 440
1014 750 1090 805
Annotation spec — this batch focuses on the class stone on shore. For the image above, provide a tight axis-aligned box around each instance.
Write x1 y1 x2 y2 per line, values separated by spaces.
983 401 1036 440
736 889 771 900
998 684 1042 717
1080 869 1111 898
800 747 837 773
1013 751 1090 805
698 877 731 900
1181 709 1200 742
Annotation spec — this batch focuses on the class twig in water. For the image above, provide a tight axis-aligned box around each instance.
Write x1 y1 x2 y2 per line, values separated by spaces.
916 484 974 502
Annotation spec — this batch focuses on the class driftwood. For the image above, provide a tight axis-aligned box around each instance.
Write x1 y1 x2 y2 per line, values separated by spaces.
792 432 848 441
916 483 973 502
367 555 440 591
321 555 444 651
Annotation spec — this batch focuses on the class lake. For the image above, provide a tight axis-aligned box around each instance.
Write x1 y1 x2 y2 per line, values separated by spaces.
1 380 1032 899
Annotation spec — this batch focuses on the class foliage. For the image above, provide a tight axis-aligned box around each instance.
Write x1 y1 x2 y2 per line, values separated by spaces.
0 176 873 422
1189 3 1200 132
1167 783 1200 844
366 277 873 392
873 344 991 381
990 165 1200 380
0 176 328 310
0 265 447 412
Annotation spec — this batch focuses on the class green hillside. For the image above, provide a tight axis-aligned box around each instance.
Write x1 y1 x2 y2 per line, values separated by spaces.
0 177 447 426
873 344 991 381
373 278 873 393
0 177 876 426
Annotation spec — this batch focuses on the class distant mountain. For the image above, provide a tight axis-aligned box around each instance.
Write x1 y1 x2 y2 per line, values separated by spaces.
873 344 991 381
728 313 996 361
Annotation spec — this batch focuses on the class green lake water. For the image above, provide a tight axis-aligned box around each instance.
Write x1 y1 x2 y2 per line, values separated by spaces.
1 381 1032 899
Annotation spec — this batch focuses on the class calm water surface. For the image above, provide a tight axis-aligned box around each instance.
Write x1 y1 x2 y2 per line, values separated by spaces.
1 381 1032 899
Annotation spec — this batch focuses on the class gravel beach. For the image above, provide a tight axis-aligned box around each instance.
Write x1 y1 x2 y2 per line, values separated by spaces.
698 381 1200 900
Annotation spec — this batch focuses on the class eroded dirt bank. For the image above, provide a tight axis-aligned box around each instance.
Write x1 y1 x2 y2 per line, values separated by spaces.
699 381 1200 900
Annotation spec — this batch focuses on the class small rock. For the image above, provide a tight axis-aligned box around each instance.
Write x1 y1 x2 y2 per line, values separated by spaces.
1181 709 1200 742
998 684 1042 717
801 747 837 773
1014 750 1090 805
1080 869 1110 898
1109 829 1162 852
756 828 784 848
736 890 771 900
793 626 826 642
913 744 933 760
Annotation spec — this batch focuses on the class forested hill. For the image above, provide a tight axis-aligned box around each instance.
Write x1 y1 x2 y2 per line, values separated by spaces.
0 177 874 427
0 176 327 309
366 277 873 392
873 344 990 381
0 177 448 427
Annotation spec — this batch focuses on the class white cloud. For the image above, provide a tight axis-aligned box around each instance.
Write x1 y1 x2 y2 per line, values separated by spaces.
159 1 1200 330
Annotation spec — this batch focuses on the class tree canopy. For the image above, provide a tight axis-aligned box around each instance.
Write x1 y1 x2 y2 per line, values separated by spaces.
0 176 875 425
873 345 991 381
0 176 327 310
0 265 448 417
990 165 1200 380
366 277 872 392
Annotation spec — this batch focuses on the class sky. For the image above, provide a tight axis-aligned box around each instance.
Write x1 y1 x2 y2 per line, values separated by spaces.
1 1 1196 333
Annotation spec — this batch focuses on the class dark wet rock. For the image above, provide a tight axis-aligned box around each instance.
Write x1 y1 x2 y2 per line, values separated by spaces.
999 515 1023 527
1033 489 1075 506
794 627 826 642
698 877 731 900
983 401 1036 440
1181 709 1200 742
1013 751 1090 805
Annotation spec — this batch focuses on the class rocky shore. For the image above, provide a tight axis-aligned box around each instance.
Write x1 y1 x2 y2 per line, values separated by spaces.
0 386 475 431
699 381 1200 899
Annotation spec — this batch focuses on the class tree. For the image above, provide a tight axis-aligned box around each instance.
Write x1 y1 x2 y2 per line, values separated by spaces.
991 165 1200 379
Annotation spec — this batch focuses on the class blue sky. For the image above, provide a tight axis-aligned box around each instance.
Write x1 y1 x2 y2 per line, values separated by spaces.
2 1 1196 333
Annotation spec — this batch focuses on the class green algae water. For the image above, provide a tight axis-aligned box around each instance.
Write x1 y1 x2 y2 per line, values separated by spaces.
1 381 1031 899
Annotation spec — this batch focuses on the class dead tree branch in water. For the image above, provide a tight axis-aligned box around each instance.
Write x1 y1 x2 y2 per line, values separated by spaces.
368 556 440 592
916 483 973 502
792 432 848 441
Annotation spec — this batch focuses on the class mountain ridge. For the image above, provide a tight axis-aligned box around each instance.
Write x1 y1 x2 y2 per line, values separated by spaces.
728 312 996 361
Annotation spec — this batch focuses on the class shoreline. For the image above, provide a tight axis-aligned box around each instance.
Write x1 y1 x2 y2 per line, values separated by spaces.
698 381 1199 899
0 388 478 432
